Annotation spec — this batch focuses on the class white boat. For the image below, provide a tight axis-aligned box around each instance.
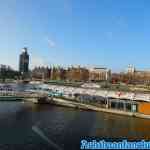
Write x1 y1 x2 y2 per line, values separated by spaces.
30 81 42 84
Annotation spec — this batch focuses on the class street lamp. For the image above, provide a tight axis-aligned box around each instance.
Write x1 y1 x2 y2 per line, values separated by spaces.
105 90 109 109
131 92 136 113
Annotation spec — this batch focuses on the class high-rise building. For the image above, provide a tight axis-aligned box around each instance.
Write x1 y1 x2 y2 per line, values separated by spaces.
19 47 29 75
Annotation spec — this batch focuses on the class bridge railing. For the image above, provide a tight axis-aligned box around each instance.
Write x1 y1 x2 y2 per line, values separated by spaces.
0 91 48 98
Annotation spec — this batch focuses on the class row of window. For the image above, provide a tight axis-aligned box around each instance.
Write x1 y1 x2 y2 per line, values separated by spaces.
74 93 138 112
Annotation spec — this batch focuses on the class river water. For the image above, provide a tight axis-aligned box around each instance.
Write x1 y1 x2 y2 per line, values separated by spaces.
0 83 150 150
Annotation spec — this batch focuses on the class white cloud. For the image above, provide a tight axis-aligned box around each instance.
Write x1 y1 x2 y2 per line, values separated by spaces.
47 38 56 48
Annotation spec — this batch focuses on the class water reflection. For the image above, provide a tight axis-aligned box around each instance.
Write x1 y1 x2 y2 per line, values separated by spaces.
0 83 150 149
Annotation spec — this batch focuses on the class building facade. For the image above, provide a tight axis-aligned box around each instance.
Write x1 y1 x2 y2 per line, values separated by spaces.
31 65 111 82
50 67 66 80
133 70 150 84
66 66 89 82
111 66 150 84
0 64 19 80
89 67 111 82
32 67 51 80
19 47 29 75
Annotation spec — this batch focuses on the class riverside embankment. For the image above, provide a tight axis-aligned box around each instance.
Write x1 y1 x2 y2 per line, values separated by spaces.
50 97 150 119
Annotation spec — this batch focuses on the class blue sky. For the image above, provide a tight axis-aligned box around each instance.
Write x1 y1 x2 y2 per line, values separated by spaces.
0 0 150 72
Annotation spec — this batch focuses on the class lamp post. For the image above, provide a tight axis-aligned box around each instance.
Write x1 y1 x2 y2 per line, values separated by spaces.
131 92 135 113
105 90 109 109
